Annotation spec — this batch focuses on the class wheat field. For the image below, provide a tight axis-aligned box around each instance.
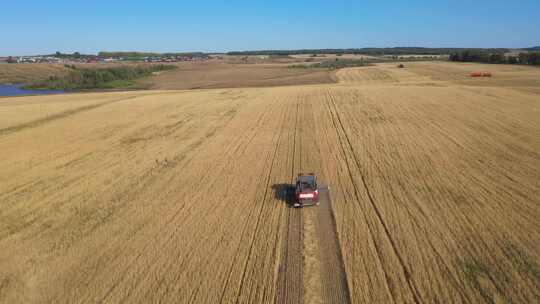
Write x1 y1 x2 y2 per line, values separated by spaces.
0 62 539 303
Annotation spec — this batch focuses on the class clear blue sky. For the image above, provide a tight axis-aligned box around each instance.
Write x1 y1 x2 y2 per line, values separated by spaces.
1 0 539 56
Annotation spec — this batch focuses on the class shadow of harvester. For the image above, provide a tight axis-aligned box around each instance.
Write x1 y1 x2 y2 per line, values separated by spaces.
271 183 296 207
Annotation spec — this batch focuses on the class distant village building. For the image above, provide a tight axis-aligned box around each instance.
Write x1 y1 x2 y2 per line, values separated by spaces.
2 53 210 64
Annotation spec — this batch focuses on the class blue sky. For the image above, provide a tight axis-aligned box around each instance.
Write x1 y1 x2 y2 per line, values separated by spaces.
1 0 539 55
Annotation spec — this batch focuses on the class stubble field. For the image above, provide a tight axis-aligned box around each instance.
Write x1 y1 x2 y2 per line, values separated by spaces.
0 61 539 303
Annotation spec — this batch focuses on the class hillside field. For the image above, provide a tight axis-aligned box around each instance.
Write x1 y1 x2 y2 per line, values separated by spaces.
0 61 539 303
0 60 335 90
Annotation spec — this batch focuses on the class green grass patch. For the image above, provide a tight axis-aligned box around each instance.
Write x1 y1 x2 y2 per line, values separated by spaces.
24 64 175 90
502 242 540 284
98 80 137 89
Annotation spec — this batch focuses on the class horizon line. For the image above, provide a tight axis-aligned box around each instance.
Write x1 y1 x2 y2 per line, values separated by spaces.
3 45 538 57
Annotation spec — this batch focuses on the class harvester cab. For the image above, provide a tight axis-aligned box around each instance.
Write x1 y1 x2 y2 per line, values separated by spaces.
294 173 319 207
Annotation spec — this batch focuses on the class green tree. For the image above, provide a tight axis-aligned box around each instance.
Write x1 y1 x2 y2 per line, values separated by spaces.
529 52 540 65
489 53 504 63
518 53 529 64
507 56 518 64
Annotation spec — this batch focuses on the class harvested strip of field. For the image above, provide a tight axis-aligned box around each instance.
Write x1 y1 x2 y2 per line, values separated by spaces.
314 189 351 304
276 209 304 304
0 61 539 303
300 187 352 304
287 93 351 304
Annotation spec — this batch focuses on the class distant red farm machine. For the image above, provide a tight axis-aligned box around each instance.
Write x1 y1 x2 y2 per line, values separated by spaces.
470 72 492 77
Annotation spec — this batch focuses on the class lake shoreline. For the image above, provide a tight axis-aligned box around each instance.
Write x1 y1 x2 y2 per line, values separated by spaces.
0 84 65 97
0 83 149 98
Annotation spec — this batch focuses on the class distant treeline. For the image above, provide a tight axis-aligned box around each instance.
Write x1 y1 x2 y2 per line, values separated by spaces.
517 52 540 65
449 50 540 65
228 47 510 56
25 64 176 90
98 51 207 58
51 51 95 58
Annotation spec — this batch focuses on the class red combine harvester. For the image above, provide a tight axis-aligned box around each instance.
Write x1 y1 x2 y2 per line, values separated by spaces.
294 173 319 207
470 72 492 77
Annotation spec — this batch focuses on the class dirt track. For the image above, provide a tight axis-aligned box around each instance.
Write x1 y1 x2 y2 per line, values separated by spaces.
275 188 351 304
315 188 351 304
1 61 539 303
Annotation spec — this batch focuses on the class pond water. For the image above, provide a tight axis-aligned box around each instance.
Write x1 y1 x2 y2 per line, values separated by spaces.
0 84 65 97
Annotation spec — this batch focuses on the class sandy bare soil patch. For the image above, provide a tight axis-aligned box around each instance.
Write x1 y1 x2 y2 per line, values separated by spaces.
0 62 539 303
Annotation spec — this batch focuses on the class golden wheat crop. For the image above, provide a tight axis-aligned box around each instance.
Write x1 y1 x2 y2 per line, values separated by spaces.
0 61 539 303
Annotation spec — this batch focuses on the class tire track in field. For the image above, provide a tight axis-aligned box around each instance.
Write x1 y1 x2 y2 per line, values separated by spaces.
322 93 398 303
299 95 351 304
325 90 422 304
345 90 474 302
275 98 304 304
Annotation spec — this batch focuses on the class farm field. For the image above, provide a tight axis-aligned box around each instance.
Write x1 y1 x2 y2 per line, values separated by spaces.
137 61 335 90
0 60 335 90
0 61 539 303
